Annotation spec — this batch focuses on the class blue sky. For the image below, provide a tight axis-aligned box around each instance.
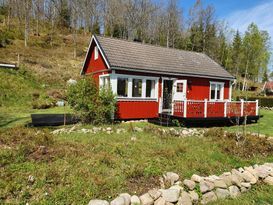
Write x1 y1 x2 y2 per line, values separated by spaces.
177 0 273 70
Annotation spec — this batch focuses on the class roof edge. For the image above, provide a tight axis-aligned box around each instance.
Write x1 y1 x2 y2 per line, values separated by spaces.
111 66 235 81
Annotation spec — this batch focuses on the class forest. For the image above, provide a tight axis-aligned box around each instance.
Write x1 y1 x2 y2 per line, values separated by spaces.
0 0 271 88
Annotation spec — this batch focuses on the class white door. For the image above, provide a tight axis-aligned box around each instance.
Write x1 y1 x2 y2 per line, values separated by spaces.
173 80 187 101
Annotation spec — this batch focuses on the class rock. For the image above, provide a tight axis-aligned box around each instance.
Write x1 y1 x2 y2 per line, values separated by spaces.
255 165 270 179
231 169 244 182
119 193 131 205
241 182 251 189
106 127 112 131
191 174 203 183
160 189 180 203
229 186 240 198
131 137 137 141
201 191 217 204
220 175 232 187
140 193 154 205
154 197 166 205
177 192 192 205
241 171 257 184
130 195 141 205
240 187 248 193
188 191 199 204
238 167 244 173
110 197 125 205
169 185 183 192
214 179 227 189
28 175 35 184
183 179 196 190
244 166 258 181
148 189 161 200
231 174 242 187
182 130 189 135
88 200 109 205
264 176 273 185
200 180 214 193
215 188 230 199
164 172 180 185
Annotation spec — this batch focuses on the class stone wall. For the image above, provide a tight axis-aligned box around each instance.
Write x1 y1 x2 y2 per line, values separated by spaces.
88 163 273 205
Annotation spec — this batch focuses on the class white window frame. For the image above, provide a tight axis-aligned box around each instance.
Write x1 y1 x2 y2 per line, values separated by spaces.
94 46 99 60
109 73 159 101
99 74 110 88
210 81 225 101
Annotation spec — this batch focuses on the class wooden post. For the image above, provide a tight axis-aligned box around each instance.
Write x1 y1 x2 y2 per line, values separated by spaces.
17 54 20 67
204 99 207 118
183 99 187 118
224 100 228 117
256 99 259 116
241 99 244 117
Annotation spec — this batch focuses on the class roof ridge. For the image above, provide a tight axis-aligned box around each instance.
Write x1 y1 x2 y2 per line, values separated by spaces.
95 34 207 56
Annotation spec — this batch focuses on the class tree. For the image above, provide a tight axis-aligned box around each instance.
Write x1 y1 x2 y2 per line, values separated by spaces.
241 23 271 90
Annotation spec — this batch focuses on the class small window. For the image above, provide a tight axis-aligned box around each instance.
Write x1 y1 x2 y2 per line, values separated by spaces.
146 80 155 98
210 82 224 101
117 78 128 97
132 79 142 97
176 83 184 92
94 46 98 60
100 76 110 88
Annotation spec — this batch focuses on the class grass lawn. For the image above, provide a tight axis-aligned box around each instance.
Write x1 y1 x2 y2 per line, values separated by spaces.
225 109 273 136
0 123 272 204
0 106 73 128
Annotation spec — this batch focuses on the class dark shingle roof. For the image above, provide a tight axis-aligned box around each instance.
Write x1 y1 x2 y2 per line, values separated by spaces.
95 35 234 79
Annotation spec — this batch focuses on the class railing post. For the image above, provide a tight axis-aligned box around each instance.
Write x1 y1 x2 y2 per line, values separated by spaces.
204 99 207 118
256 99 259 116
183 99 187 118
241 99 244 117
224 100 227 117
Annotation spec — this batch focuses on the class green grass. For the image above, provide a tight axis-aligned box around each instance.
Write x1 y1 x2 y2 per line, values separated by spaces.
225 109 273 136
0 125 272 204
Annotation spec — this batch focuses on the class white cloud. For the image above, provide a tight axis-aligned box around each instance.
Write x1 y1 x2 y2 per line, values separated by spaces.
226 1 273 37
226 1 273 70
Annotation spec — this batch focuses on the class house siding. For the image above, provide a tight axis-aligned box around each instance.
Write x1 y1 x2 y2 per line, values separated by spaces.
85 42 110 84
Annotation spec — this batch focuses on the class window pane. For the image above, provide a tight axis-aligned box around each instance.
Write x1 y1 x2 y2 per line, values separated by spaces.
132 79 142 97
176 83 183 92
216 84 221 100
117 78 128 97
146 80 155 97
210 84 216 100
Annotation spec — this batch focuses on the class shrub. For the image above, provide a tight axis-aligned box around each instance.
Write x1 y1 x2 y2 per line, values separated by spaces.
67 78 116 124
237 96 273 108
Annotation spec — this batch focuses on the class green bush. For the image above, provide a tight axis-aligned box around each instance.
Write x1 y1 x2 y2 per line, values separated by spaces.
238 96 273 107
67 78 116 124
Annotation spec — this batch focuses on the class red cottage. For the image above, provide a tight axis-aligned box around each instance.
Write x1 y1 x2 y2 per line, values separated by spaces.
81 35 259 122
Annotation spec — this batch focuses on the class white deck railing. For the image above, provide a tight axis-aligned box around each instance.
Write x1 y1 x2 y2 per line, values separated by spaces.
172 99 259 118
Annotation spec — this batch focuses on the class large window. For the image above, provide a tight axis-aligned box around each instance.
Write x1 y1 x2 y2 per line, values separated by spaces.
146 80 155 98
117 78 128 97
210 82 224 101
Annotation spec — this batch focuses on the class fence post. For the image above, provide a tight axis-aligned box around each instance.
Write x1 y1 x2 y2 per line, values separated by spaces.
256 99 259 116
224 100 227 117
183 99 187 118
241 99 244 117
204 99 207 118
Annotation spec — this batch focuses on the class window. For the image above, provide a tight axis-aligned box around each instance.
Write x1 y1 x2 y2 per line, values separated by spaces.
146 80 156 98
100 76 110 88
210 82 224 100
94 46 98 60
117 78 128 97
176 83 184 92
132 79 142 97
